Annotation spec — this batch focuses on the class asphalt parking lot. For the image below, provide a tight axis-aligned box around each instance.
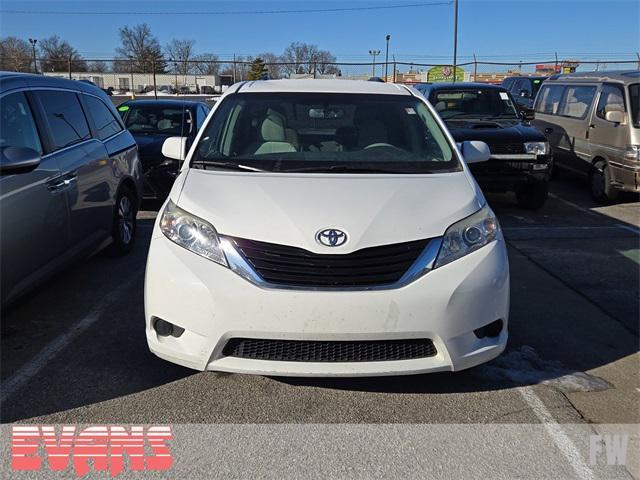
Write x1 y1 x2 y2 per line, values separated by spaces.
1 172 638 478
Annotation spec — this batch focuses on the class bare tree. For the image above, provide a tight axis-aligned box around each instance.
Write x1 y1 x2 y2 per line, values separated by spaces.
116 24 166 73
192 53 221 76
281 42 338 77
314 50 339 75
281 42 309 76
0 36 32 72
39 35 87 72
88 60 109 73
165 39 195 75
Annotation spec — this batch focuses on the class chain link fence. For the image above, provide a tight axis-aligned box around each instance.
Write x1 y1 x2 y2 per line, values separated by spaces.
2 57 638 96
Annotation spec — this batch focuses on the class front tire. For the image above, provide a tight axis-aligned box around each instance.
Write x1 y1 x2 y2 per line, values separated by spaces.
515 180 549 210
590 160 619 204
110 186 137 255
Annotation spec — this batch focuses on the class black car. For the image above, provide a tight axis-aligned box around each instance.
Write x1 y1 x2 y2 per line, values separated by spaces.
502 76 548 117
118 99 210 199
414 82 552 209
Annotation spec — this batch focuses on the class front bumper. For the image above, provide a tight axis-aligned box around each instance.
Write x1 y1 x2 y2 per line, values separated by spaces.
144 233 510 376
470 154 552 191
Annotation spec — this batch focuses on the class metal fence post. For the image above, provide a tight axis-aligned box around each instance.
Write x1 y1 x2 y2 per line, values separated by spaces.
130 60 135 99
313 62 317 79
152 59 158 100
68 55 72 79
393 61 397 83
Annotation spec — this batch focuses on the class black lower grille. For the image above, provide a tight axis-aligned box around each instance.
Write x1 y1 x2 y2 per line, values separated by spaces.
222 338 437 362
487 143 525 155
230 236 430 287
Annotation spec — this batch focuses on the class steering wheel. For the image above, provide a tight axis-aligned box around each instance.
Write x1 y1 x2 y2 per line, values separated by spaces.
364 143 397 150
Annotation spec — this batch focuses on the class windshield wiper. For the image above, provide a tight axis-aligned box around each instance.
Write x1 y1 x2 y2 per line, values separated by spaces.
191 160 266 172
281 164 420 174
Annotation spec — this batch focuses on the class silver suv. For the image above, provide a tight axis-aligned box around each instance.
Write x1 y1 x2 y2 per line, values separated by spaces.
0 72 142 306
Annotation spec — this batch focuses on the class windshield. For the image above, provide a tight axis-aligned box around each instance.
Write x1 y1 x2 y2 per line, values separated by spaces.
630 84 639 128
432 89 519 120
191 92 459 174
121 104 192 135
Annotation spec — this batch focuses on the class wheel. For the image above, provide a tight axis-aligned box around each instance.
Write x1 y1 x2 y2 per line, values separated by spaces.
590 160 619 204
110 186 137 255
515 180 549 210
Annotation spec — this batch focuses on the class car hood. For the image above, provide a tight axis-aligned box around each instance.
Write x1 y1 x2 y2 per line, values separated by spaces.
132 133 174 166
444 119 546 143
173 170 483 254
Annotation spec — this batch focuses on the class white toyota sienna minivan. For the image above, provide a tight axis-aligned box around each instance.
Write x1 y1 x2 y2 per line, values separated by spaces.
145 79 510 376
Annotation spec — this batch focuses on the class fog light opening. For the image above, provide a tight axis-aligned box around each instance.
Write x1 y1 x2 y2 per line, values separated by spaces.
474 319 504 339
153 318 185 338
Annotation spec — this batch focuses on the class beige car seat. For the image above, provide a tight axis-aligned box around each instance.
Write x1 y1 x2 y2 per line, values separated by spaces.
254 110 297 155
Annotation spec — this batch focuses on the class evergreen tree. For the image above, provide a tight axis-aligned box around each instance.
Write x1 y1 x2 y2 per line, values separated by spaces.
247 57 268 80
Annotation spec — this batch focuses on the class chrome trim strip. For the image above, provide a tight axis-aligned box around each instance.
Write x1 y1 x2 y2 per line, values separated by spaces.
490 154 537 160
220 236 443 292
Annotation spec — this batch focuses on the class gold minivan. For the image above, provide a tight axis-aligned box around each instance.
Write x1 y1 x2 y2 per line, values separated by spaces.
533 70 639 203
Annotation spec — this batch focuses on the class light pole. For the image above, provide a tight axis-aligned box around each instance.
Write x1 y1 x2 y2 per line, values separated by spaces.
452 0 458 83
384 35 391 82
369 49 381 78
28 38 37 74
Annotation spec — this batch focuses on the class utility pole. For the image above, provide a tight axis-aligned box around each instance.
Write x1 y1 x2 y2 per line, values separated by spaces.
452 0 458 84
554 52 559 73
369 49 381 78
28 38 37 74
384 35 391 82
233 54 237 83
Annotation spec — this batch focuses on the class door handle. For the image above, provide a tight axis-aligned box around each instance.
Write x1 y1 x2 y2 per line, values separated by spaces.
589 124 596 129
47 175 76 192
544 127 554 134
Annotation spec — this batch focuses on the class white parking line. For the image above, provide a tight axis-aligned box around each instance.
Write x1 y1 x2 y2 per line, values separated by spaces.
518 387 594 480
1 271 144 404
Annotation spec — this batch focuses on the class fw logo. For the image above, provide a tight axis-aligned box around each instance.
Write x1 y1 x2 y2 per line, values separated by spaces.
589 434 629 466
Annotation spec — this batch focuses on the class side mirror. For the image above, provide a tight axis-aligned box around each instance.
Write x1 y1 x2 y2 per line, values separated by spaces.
461 141 491 164
161 137 188 161
0 146 41 174
604 110 625 124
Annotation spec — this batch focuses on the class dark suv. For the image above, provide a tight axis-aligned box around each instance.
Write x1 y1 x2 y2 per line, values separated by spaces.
414 82 552 209
502 76 548 116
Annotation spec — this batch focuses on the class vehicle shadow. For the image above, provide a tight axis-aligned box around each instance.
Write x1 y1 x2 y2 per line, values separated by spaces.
0 218 195 423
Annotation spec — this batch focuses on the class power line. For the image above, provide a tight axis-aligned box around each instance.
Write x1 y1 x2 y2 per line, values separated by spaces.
0 1 452 16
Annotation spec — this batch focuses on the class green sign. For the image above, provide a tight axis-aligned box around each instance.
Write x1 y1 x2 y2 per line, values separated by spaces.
117 105 129 112
427 66 465 82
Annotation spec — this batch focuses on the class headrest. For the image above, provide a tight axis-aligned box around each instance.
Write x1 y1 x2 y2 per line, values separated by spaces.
261 109 286 142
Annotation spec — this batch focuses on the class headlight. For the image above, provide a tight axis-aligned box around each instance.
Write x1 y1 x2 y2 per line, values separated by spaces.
625 145 639 161
160 200 228 266
434 205 500 268
524 141 550 155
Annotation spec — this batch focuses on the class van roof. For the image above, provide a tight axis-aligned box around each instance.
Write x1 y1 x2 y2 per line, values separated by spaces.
0 71 107 96
233 79 412 95
546 70 639 84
